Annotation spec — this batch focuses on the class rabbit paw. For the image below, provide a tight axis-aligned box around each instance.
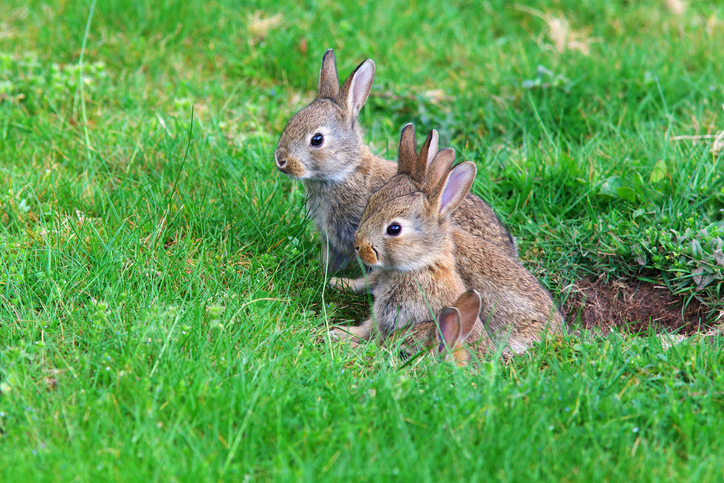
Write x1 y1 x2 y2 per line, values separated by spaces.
329 277 350 291
329 274 378 293
328 319 375 346
328 327 363 347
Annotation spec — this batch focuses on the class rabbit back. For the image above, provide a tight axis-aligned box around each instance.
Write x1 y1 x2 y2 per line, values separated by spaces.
453 228 564 353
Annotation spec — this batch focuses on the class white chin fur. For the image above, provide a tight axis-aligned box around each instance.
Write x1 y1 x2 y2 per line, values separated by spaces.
323 163 357 183
390 253 440 272
366 259 383 268
303 163 356 183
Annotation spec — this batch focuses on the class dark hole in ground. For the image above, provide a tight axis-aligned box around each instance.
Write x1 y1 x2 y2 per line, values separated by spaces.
562 277 716 336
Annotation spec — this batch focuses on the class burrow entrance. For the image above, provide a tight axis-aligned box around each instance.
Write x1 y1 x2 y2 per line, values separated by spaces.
562 277 720 336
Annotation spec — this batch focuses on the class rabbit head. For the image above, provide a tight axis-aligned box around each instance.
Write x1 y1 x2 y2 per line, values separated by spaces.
274 49 375 181
353 124 476 272
391 290 484 366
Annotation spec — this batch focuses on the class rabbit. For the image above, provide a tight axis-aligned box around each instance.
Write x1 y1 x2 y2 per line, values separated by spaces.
331 129 488 343
420 135 565 354
274 49 517 277
388 290 493 366
333 127 564 355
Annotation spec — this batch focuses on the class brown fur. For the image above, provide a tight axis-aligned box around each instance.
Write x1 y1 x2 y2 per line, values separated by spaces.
389 291 494 366
333 128 564 356
331 133 487 343
275 49 516 273
453 229 564 355
374 255 466 335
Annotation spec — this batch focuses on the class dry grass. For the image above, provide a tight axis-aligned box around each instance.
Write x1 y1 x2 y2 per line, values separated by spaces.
246 11 284 44
666 0 688 16
517 6 600 56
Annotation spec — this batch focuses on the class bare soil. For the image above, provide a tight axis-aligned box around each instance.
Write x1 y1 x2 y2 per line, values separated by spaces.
562 277 716 335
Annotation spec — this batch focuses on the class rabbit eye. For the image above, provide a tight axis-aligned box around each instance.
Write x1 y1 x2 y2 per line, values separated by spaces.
310 133 324 147
386 223 402 236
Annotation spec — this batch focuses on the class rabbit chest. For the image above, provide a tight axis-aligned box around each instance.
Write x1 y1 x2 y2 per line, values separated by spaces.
372 266 466 336
303 181 364 254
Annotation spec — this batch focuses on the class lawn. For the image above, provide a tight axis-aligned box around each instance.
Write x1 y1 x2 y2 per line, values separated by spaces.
1 0 724 480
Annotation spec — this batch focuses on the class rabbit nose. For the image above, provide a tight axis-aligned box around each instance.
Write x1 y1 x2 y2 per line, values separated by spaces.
355 242 378 265
274 150 287 169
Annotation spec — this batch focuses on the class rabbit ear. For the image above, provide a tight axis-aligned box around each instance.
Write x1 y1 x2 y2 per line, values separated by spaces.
318 49 339 99
424 148 456 193
411 130 437 184
426 130 439 166
434 161 476 220
453 290 482 340
436 307 463 354
397 123 417 175
338 59 375 120
422 148 455 195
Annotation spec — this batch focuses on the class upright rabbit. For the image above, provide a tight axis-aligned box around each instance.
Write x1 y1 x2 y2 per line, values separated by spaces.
335 127 564 355
331 129 487 343
274 49 516 275
389 290 493 366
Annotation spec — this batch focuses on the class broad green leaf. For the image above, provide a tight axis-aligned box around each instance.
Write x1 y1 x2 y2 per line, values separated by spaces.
650 159 668 183
617 186 638 202
598 176 622 200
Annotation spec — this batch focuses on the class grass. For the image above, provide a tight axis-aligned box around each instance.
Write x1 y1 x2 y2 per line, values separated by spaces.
1 0 724 480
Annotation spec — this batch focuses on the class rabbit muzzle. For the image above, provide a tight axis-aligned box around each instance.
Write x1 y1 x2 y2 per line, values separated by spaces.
274 148 305 178
354 241 379 266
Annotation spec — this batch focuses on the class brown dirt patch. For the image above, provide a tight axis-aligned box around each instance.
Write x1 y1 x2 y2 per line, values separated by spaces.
563 277 717 336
